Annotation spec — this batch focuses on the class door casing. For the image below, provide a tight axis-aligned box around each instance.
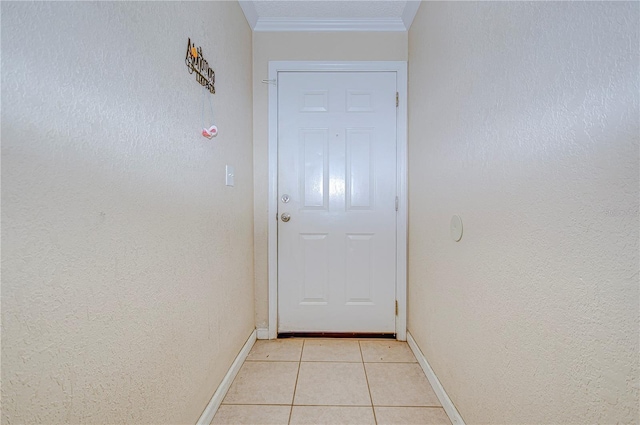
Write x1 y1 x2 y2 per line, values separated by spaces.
266 61 408 340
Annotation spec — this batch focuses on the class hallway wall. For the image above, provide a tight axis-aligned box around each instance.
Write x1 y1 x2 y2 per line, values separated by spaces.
252 31 408 330
407 2 639 423
1 2 254 423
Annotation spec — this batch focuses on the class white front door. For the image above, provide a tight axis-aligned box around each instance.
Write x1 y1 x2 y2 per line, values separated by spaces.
277 71 398 333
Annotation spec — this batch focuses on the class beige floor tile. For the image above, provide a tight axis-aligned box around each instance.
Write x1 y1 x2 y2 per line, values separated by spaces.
246 339 304 362
365 363 441 407
360 341 417 363
375 407 452 425
301 339 362 362
222 361 299 405
294 362 371 406
212 405 291 425
289 406 376 425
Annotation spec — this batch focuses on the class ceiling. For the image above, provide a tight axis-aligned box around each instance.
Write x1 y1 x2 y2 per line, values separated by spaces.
239 1 421 32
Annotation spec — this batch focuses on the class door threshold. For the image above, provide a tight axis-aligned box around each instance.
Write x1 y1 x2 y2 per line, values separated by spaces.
278 332 396 339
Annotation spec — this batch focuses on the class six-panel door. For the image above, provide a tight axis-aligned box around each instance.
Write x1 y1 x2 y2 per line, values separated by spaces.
277 71 398 333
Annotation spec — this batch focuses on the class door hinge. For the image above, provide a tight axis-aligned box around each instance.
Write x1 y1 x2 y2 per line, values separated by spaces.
396 92 399 107
395 196 399 211
395 300 399 316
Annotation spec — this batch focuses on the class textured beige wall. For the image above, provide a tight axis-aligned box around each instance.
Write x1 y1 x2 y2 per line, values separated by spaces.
1 2 254 423
252 31 408 329
408 2 639 424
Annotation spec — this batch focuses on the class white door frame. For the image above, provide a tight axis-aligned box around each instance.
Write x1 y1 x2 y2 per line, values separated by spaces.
267 61 408 340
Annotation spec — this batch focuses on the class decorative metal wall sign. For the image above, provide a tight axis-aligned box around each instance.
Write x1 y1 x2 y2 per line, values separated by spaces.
185 38 215 94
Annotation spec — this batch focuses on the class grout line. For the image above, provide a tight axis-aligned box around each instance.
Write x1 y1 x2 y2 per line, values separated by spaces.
288 339 304 425
365 404 445 408
299 339 305 362
372 405 445 408
298 360 369 363
216 403 290 407
219 403 295 406
359 341 378 425
220 403 444 408
299 360 363 363
285 404 378 407
358 340 364 364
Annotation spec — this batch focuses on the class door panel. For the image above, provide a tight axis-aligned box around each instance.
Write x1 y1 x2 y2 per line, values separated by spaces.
299 129 329 209
345 233 375 304
346 128 375 210
277 71 397 333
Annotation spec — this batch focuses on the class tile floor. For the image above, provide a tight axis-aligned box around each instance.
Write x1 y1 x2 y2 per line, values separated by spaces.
212 338 452 425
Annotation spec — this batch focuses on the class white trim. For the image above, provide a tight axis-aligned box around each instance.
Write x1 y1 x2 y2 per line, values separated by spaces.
267 61 408 340
253 17 407 32
407 332 466 425
395 62 408 342
401 1 422 30
238 1 420 32
238 1 258 29
256 327 270 340
196 330 257 425
267 63 279 340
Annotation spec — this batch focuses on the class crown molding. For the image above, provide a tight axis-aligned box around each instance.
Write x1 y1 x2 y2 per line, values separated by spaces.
402 1 421 30
238 1 258 29
239 1 422 32
253 17 408 32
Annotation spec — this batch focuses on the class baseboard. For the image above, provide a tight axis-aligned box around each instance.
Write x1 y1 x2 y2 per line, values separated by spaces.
407 331 466 425
196 329 257 425
256 327 270 340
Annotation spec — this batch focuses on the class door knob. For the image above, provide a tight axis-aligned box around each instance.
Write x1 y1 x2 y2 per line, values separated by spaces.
280 213 291 222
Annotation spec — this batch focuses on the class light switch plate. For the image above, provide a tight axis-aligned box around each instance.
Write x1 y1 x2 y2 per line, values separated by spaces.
225 165 235 187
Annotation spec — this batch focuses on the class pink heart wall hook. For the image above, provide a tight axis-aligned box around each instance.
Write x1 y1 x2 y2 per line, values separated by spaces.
201 125 218 139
